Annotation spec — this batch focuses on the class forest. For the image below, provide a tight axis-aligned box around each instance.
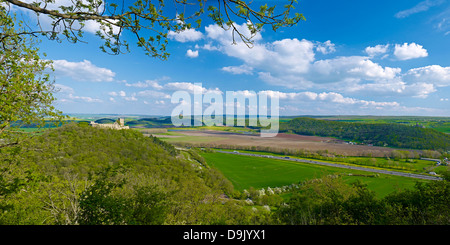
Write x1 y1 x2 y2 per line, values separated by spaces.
1 123 449 225
280 117 450 151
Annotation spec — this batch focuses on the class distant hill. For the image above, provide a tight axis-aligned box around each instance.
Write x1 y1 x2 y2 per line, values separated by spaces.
94 118 116 124
280 117 450 151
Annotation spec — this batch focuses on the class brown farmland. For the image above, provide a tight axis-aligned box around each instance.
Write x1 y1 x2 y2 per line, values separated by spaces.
157 129 415 157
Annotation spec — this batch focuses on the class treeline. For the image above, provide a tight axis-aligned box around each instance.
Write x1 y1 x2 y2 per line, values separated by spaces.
277 174 450 225
170 142 446 161
280 117 450 151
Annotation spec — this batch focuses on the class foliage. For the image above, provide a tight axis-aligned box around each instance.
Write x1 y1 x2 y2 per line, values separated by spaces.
1 0 305 59
1 124 448 225
0 5 64 146
276 176 450 225
281 117 450 151
78 166 169 225
0 124 273 224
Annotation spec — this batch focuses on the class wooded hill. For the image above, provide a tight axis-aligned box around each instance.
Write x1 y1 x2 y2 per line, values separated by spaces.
0 123 269 225
1 123 449 225
280 117 450 151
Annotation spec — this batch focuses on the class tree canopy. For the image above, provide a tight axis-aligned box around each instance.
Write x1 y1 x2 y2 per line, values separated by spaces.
0 5 63 146
1 0 305 59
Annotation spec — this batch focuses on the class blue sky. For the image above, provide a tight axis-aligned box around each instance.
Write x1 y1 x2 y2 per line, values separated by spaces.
12 0 450 116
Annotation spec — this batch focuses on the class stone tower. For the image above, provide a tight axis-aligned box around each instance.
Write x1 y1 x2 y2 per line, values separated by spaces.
118 118 125 127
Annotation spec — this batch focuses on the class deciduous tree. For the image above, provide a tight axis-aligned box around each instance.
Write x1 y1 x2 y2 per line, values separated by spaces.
1 5 63 146
1 0 305 59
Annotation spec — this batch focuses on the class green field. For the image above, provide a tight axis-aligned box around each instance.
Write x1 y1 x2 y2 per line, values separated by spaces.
201 152 426 198
214 148 439 174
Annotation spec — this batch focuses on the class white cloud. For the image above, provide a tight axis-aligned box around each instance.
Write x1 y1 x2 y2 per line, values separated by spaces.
314 56 401 80
163 82 221 94
137 90 171 99
205 22 263 44
393 43 428 60
168 28 203 42
54 84 75 94
51 59 116 82
365 44 390 57
403 65 450 87
200 43 221 51
124 78 167 89
83 19 121 35
403 82 437 98
124 81 222 104
433 7 450 35
186 49 199 58
222 64 254 75
108 90 140 101
395 0 445 18
14 0 121 35
260 90 400 108
205 23 315 77
124 95 137 101
202 25 448 99
315 40 336 54
68 94 102 103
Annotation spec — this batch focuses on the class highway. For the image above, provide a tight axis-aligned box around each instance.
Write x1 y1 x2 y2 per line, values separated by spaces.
216 150 443 181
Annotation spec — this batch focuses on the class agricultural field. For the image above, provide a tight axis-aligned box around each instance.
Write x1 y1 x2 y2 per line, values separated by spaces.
155 128 415 157
200 151 426 198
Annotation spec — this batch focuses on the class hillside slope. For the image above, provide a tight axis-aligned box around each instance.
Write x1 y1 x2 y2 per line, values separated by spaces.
0 123 269 225
280 117 450 151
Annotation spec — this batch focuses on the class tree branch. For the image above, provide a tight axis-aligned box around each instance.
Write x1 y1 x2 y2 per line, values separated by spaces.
5 0 123 21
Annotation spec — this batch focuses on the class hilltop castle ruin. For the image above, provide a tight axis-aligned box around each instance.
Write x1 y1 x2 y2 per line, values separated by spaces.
89 118 130 130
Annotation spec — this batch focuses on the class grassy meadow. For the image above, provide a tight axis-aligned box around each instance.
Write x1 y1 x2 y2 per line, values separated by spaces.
201 151 427 198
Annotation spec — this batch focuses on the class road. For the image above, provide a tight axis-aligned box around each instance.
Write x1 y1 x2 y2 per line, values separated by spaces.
216 150 443 181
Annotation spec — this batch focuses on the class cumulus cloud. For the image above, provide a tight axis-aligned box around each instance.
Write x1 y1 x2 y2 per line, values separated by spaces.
315 40 336 54
201 24 449 99
393 43 428 60
51 59 116 82
186 49 199 58
310 56 401 83
168 28 203 42
365 44 390 57
205 23 315 77
403 65 450 87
